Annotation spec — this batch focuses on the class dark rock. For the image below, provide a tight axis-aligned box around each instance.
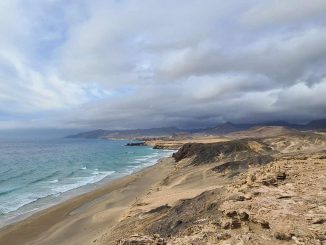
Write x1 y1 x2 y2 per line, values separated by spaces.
260 221 270 229
239 211 249 221
206 202 219 211
217 232 231 240
221 220 231 229
145 204 171 214
274 232 292 241
312 217 325 224
174 220 183 228
276 172 286 180
126 142 146 146
117 234 167 245
226 211 237 218
153 145 164 149
230 219 241 229
277 196 292 199
316 235 326 241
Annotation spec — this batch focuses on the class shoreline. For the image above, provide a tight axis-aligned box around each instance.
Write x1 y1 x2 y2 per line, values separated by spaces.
0 146 175 228
0 156 175 245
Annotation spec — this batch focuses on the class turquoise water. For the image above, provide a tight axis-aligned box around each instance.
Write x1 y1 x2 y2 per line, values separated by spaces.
0 138 174 225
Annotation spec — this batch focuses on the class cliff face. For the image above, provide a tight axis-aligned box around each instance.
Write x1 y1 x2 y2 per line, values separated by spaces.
203 121 245 135
173 141 251 164
172 140 274 168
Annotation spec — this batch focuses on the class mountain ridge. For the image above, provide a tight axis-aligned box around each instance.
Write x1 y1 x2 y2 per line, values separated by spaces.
66 119 326 139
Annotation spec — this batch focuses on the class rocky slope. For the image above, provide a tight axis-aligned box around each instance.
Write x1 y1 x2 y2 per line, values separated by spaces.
94 132 326 245
172 140 273 165
226 126 299 139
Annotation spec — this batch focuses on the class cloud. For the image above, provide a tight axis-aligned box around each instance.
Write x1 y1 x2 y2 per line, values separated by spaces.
0 47 109 114
241 0 326 28
0 0 325 129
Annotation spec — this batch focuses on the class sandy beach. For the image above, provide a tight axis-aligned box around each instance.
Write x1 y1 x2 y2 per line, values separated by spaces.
0 157 175 245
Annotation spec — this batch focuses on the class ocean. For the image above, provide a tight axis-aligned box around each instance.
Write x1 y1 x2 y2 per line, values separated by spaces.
0 137 174 226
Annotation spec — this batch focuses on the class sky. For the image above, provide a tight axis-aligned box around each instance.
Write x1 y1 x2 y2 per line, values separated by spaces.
0 0 326 130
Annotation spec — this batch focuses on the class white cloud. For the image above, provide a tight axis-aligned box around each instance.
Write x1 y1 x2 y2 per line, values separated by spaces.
242 0 326 27
0 0 325 129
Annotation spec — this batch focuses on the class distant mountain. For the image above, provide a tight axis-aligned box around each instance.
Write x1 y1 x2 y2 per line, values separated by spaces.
304 119 326 130
67 129 109 139
201 119 326 135
202 122 246 135
227 126 300 139
66 119 326 139
66 127 183 139
255 121 298 127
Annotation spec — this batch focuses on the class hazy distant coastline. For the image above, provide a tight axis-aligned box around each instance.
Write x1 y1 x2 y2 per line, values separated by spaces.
67 119 326 140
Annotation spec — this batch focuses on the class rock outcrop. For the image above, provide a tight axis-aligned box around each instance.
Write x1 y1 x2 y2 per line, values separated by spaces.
117 234 167 245
173 141 251 164
172 139 273 166
126 142 146 146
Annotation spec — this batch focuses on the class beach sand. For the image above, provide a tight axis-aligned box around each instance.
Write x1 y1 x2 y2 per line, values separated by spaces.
0 157 175 245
